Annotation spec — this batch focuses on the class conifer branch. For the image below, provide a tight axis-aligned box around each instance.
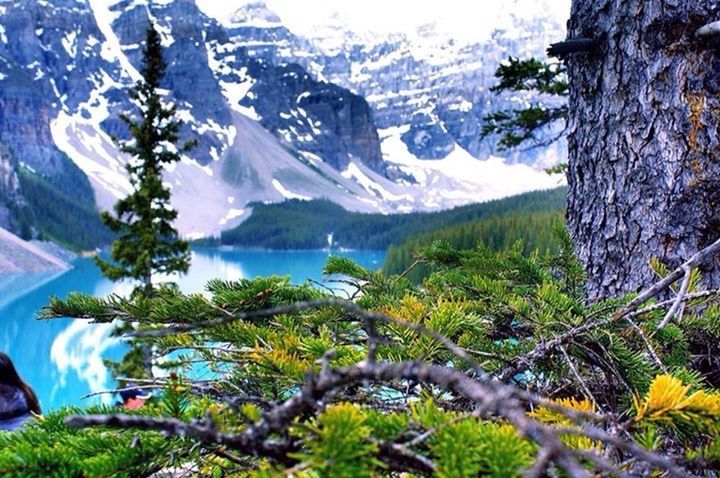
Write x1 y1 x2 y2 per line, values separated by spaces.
68 360 684 477
65 414 294 465
499 237 720 380
45 236 720 475
126 297 607 425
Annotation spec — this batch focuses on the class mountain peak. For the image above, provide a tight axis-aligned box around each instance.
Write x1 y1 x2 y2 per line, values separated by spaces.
230 1 282 27
193 0 273 27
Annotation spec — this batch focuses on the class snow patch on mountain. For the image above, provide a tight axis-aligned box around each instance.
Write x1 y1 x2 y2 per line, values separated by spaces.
86 0 141 82
272 179 311 201
219 208 246 226
0 0 569 242
380 127 563 208
341 162 414 203
50 69 133 204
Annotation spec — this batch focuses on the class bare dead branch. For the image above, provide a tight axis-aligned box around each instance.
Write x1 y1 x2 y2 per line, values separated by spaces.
547 38 600 58
65 413 294 465
696 21 720 39
628 289 719 318
621 237 720 317
658 265 692 329
69 361 602 477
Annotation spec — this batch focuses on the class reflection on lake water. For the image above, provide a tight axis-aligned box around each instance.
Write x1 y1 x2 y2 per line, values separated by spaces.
0 248 384 411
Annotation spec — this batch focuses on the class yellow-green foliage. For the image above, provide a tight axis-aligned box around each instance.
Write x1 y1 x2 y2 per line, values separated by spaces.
28 229 720 476
409 399 536 478
294 403 380 477
633 375 720 435
432 421 535 478
530 397 598 450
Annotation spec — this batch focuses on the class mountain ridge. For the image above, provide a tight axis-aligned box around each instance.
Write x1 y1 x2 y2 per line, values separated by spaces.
0 0 565 245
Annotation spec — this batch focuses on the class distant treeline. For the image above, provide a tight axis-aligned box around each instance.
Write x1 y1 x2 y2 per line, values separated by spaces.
383 209 565 283
215 187 567 251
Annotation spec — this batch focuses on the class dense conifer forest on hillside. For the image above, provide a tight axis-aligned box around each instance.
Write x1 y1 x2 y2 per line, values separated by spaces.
383 209 564 282
218 188 566 250
17 169 113 250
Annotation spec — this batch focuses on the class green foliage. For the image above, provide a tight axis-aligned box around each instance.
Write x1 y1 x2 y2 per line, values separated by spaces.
482 57 568 150
491 57 568 96
432 420 535 478
161 377 191 419
46 292 111 318
0 407 177 478
294 403 380 477
104 343 152 381
95 24 192 293
17 168 113 250
30 230 720 475
2 138 111 250
323 256 372 281
221 187 566 250
384 209 565 283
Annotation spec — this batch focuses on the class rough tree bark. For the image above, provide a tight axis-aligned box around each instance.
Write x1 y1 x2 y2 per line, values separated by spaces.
566 1 720 300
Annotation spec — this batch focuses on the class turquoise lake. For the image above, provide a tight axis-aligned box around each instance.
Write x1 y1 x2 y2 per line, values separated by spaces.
0 248 384 412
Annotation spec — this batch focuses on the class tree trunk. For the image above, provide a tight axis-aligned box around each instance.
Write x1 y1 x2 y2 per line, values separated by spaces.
566 0 720 300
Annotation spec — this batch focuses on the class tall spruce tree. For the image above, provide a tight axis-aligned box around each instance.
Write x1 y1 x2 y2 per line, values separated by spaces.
96 24 193 295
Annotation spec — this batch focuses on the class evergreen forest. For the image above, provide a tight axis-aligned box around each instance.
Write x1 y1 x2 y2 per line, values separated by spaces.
218 188 566 250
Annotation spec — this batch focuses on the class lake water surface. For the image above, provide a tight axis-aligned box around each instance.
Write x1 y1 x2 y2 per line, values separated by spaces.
0 248 384 412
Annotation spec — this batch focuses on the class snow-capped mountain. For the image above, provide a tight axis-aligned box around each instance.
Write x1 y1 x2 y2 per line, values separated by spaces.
218 1 568 166
0 0 565 242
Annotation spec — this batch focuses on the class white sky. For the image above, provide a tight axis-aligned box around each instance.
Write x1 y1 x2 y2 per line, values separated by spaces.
195 0 571 42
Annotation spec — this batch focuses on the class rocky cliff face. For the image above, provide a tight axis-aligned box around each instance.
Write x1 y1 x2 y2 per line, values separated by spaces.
104 0 233 165
221 1 568 170
0 0 564 241
0 143 24 233
0 0 108 180
220 57 385 173
0 0 114 245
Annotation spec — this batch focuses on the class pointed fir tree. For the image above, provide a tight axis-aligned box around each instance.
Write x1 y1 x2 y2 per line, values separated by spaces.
96 23 194 296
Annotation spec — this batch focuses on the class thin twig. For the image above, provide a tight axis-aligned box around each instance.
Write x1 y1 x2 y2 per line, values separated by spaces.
396 259 421 281
626 318 667 371
558 345 598 407
499 237 720 380
658 265 692 329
